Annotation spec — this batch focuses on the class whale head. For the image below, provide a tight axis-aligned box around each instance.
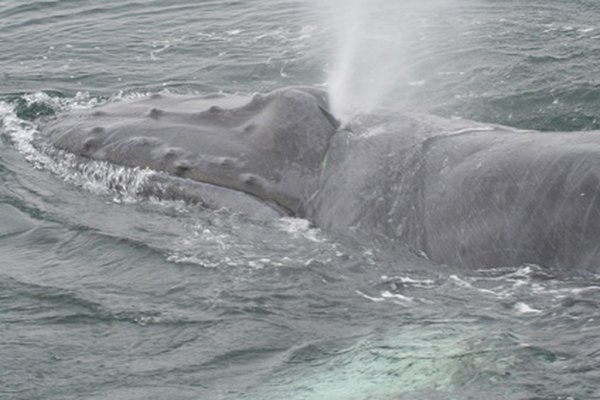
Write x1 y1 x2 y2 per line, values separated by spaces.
41 86 339 216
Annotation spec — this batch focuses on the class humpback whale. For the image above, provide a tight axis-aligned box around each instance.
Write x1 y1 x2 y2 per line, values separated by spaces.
38 86 600 272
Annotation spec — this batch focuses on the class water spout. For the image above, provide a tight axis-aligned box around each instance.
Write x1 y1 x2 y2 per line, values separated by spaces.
319 0 410 124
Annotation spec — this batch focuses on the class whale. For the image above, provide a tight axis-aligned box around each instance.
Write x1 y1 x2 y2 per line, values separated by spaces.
38 86 600 272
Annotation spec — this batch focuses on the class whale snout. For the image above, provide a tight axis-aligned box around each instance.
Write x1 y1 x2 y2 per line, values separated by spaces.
40 87 338 215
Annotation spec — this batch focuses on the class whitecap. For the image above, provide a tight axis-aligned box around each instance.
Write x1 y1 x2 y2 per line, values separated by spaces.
514 302 542 314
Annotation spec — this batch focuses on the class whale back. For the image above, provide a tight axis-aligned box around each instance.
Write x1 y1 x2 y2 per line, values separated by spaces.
310 111 600 272
423 130 600 271
307 112 487 250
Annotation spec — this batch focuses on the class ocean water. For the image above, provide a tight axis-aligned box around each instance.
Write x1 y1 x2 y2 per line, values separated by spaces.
2 1 600 399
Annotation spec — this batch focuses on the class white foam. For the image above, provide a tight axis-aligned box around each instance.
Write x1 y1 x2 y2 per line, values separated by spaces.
356 290 415 304
449 274 516 298
356 290 385 302
0 94 160 205
276 217 324 242
381 290 414 303
514 302 541 314
381 275 435 288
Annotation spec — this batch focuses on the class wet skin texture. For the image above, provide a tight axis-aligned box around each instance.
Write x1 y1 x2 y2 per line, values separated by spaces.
40 86 600 272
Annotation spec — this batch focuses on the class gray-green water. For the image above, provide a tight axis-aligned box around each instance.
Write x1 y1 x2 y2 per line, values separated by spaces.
2 1 600 399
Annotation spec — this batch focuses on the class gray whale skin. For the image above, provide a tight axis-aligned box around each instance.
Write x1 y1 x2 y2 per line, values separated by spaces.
41 86 600 271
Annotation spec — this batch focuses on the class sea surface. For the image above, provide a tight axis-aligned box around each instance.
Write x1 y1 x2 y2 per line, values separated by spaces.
1 1 600 399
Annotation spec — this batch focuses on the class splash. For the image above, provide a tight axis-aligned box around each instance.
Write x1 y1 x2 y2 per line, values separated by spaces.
0 93 160 204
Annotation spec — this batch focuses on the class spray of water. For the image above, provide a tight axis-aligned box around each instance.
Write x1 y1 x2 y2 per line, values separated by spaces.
320 0 411 123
